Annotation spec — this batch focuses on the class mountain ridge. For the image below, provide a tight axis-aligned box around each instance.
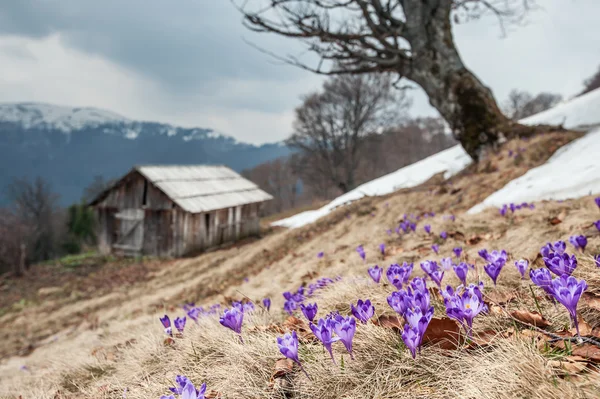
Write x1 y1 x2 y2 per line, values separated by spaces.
0 102 290 205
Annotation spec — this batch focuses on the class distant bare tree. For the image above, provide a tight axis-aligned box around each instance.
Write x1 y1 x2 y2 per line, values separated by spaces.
242 158 299 215
237 0 550 161
289 73 409 193
0 208 31 275
83 175 114 203
6 177 61 262
580 64 600 96
503 89 562 120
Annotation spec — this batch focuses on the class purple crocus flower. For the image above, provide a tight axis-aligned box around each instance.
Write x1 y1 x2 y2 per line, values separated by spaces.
499 204 508 216
420 260 439 275
453 247 462 258
443 283 488 337
386 229 392 236
595 254 600 268
484 262 503 286
310 318 340 363
284 299 298 315
453 262 468 286
409 222 417 232
478 249 489 262
569 235 587 252
594 220 600 232
379 243 386 256
514 259 529 279
544 252 577 276
386 262 414 289
263 298 271 311
300 303 318 322
351 299 374 324
441 257 454 271
595 196 600 209
424 224 431 234
432 244 439 254
387 290 411 316
401 324 420 359
277 331 310 377
509 203 516 213
530 268 555 295
167 376 206 399
317 251 324 258
219 307 244 336
405 306 434 345
440 231 448 240
368 265 383 283
356 245 366 261
333 315 356 359
429 270 444 287
410 277 427 293
160 315 172 336
551 275 588 336
174 317 186 334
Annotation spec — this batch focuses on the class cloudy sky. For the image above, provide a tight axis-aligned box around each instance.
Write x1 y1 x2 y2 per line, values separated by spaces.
0 0 598 144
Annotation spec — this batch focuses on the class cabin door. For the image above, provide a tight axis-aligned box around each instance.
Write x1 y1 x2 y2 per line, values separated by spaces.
113 208 145 256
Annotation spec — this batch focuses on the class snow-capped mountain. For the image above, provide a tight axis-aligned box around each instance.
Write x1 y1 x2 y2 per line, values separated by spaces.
0 102 290 205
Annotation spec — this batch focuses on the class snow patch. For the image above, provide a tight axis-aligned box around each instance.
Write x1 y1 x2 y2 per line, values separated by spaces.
467 127 600 214
272 145 472 229
273 87 600 229
0 102 127 133
520 88 600 131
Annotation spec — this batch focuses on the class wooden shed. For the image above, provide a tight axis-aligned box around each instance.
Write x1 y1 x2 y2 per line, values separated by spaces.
89 165 273 257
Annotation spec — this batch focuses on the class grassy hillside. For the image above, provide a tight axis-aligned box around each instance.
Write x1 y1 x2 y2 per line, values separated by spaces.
3 131 600 398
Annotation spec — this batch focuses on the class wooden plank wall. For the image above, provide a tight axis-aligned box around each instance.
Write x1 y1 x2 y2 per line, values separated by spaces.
94 171 266 257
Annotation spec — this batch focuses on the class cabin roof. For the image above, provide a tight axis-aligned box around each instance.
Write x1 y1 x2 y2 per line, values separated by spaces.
90 165 273 213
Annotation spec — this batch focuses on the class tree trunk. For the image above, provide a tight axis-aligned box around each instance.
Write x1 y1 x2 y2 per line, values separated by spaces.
405 3 527 161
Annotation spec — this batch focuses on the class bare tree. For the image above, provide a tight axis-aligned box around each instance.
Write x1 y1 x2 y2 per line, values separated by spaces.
236 0 561 161
580 64 600 96
242 157 299 215
6 177 61 262
0 208 31 275
503 89 562 120
288 73 408 193
83 175 115 203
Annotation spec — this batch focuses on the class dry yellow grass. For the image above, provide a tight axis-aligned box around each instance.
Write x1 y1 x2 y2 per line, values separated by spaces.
2 131 600 398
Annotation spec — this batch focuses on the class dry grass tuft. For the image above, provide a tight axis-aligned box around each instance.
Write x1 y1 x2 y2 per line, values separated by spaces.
3 132 600 399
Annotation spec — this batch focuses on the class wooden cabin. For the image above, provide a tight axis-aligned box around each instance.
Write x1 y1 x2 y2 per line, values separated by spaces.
89 165 273 257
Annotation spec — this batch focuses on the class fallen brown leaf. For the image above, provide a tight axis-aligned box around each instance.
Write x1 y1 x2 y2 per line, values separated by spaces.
272 358 294 379
582 293 600 312
448 231 465 242
374 315 402 332
422 318 461 350
205 390 222 399
570 317 593 337
466 235 483 245
548 357 589 375
485 290 517 305
511 310 552 328
552 342 600 363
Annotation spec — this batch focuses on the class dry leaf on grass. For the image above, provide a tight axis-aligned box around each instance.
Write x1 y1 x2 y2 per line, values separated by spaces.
421 318 461 350
282 316 316 343
205 390 222 399
374 315 402 333
570 317 593 337
272 358 294 379
485 290 517 305
548 356 589 375
552 342 600 363
448 231 465 241
511 310 552 328
466 235 483 245
582 293 600 312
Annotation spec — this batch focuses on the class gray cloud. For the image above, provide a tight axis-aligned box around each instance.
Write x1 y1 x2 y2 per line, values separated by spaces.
0 0 599 144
